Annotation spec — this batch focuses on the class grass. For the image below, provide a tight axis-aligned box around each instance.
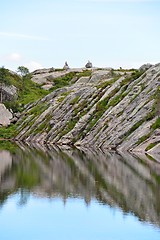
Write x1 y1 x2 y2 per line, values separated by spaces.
0 140 18 153
32 114 52 135
97 76 120 89
27 103 48 117
3 72 49 109
50 72 76 90
76 70 92 78
151 117 160 130
18 80 48 106
123 120 145 139
59 119 78 137
136 133 151 145
0 124 17 139
145 142 160 151
70 96 80 105
57 91 71 103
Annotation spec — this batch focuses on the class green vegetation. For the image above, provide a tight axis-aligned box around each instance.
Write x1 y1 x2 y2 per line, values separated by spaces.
123 120 144 139
32 114 52 135
0 124 17 139
18 80 48 106
76 70 92 78
97 76 120 89
0 67 10 102
145 142 159 151
70 96 80 105
50 72 76 90
57 91 71 103
0 140 18 153
151 117 160 130
86 87 123 131
59 119 78 137
27 103 48 117
136 133 151 145
0 67 49 110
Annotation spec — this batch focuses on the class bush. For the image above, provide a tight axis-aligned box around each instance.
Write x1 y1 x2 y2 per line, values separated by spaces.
4 100 20 112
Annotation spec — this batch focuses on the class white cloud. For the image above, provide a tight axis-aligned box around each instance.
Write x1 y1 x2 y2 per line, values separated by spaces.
0 32 49 41
7 53 22 61
25 61 43 71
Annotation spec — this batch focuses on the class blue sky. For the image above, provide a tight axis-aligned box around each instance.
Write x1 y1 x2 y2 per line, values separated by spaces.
0 0 160 71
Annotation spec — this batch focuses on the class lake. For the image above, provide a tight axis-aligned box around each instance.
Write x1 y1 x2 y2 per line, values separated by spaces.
0 142 160 240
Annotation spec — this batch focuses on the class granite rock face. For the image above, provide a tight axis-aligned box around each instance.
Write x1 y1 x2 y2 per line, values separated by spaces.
0 104 13 126
1 85 17 102
15 64 160 155
31 67 84 89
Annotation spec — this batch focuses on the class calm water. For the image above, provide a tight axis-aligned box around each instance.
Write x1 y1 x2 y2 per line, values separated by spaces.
0 143 160 240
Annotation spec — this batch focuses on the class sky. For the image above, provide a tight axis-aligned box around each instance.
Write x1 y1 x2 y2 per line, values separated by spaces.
0 0 160 71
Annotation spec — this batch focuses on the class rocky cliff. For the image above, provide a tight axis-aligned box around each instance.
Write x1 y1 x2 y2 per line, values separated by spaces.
15 64 160 154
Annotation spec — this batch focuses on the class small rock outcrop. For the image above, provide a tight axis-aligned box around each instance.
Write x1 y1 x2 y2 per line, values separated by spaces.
139 63 153 71
63 62 70 70
32 68 55 75
0 104 13 126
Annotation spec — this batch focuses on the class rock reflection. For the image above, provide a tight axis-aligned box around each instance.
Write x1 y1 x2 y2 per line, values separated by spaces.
0 143 160 227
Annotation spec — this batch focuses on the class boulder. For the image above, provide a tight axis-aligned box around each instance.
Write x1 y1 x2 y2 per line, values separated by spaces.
1 85 17 102
32 68 55 75
41 84 53 90
63 62 70 70
139 63 153 72
85 61 93 68
0 104 13 126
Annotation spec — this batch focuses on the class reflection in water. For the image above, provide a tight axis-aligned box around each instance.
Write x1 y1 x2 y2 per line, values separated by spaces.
0 143 160 228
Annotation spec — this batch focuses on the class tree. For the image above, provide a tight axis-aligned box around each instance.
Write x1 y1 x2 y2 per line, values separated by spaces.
0 66 9 103
17 66 30 90
17 66 29 77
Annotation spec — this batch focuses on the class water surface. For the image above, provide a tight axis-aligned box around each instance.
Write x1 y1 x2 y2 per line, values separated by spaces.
0 143 160 240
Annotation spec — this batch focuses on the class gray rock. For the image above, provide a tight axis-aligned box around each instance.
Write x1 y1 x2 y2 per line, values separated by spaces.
76 76 90 85
89 70 110 83
139 63 153 71
41 84 53 90
85 61 93 68
32 68 55 75
63 62 70 70
1 85 17 102
10 117 18 123
0 104 13 126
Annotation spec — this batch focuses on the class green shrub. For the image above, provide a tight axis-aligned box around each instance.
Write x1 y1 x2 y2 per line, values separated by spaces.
0 124 17 139
4 100 20 112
